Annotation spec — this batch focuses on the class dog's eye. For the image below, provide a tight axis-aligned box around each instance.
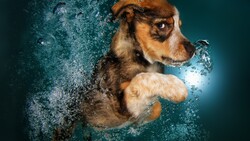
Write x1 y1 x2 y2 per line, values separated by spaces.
156 22 167 29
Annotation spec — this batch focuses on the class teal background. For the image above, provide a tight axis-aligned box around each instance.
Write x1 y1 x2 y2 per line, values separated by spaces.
0 0 250 140
171 0 250 140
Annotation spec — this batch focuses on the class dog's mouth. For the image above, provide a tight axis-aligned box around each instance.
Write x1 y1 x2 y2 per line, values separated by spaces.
161 56 190 67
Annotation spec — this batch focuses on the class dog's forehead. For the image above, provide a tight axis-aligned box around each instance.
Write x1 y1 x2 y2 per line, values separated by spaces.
141 0 176 17
113 0 176 17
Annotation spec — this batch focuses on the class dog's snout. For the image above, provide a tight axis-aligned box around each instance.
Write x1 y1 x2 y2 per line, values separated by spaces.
183 41 195 57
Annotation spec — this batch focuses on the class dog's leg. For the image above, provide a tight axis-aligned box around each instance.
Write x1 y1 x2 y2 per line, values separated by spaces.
52 121 76 141
124 72 188 119
82 121 92 141
146 101 162 121
52 123 76 141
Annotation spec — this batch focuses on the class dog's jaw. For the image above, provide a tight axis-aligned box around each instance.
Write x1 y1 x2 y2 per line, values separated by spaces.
144 51 155 64
161 56 188 67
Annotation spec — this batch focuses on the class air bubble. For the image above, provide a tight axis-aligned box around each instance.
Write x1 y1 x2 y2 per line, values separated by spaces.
37 38 46 45
53 2 67 15
75 12 83 18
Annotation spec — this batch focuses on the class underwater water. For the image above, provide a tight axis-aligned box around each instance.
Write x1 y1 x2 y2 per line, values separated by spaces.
23 0 214 140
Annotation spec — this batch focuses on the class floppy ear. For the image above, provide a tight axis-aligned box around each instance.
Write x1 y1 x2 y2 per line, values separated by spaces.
112 1 144 22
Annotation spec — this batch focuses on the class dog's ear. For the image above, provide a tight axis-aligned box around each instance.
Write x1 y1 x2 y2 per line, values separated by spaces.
112 1 144 22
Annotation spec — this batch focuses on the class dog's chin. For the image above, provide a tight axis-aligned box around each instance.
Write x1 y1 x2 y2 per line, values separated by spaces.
160 57 188 67
160 52 196 67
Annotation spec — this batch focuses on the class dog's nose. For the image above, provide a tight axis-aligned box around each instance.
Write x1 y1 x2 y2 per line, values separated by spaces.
183 41 195 57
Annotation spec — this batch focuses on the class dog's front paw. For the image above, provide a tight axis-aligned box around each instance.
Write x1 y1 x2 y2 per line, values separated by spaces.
124 73 187 118
127 73 188 103
160 74 188 103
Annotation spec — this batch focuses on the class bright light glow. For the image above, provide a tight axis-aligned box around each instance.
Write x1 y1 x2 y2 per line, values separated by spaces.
184 71 203 87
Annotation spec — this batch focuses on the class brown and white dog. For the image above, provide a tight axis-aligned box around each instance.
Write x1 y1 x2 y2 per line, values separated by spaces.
53 0 195 140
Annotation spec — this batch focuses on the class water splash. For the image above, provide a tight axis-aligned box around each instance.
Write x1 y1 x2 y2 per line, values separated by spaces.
180 39 213 88
194 40 213 73
26 0 115 140
25 0 213 140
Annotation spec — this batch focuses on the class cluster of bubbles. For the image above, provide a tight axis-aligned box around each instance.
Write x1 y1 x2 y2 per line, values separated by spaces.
184 39 213 91
193 40 213 73
24 0 213 140
26 0 115 140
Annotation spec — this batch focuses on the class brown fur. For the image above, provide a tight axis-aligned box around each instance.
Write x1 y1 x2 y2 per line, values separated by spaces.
53 0 195 140
147 101 162 121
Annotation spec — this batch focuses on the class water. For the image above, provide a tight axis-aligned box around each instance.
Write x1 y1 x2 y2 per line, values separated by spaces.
25 0 213 140
163 40 213 141
25 0 116 140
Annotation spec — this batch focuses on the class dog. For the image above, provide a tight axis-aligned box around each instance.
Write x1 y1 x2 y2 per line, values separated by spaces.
53 0 195 140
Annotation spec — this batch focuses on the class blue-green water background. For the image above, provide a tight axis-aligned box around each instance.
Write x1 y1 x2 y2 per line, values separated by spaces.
1 0 250 140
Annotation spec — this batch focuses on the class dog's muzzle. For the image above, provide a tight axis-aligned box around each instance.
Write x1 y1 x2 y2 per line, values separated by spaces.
183 40 196 58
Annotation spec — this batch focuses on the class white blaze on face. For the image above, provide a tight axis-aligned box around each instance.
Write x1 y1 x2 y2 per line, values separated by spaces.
168 7 186 52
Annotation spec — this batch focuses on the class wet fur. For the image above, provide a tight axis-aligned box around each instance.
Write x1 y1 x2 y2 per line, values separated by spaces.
53 0 195 140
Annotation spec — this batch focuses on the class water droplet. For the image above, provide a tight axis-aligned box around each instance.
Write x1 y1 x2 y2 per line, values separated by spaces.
194 39 213 73
75 12 83 19
37 38 46 45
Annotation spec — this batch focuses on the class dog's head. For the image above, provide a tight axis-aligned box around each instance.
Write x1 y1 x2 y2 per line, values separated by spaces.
112 0 195 66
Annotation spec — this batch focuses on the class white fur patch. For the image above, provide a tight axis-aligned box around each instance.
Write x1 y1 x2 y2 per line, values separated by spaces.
168 7 185 51
124 73 188 118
